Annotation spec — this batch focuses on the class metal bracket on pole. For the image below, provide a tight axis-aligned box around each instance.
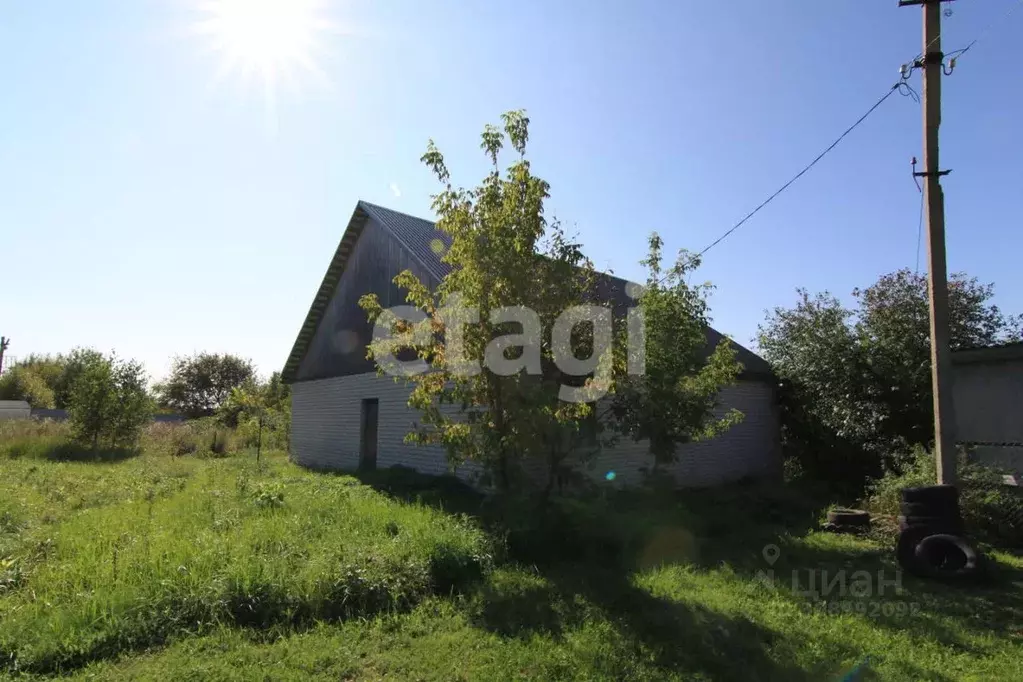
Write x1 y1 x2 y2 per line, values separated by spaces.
913 170 952 177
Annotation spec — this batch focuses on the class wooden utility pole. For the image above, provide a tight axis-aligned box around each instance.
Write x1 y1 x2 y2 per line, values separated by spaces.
901 0 958 485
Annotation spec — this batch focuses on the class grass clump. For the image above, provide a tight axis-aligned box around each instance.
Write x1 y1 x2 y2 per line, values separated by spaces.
0 454 493 675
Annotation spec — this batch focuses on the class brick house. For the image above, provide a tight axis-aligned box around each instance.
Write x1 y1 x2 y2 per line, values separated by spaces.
282 201 782 488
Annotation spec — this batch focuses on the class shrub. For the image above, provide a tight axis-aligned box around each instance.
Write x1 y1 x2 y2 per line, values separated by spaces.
0 366 56 408
251 482 285 509
866 446 1023 546
66 351 152 450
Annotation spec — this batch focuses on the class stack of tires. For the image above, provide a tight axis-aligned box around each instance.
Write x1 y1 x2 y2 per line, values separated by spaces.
896 485 980 581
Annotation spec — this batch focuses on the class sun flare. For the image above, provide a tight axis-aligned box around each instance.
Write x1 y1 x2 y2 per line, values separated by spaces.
196 0 335 111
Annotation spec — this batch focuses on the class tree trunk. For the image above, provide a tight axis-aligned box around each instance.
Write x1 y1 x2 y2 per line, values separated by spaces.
256 413 263 466
492 377 510 492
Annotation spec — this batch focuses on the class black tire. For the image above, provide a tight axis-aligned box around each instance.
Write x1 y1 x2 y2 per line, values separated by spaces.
897 515 964 534
899 501 960 517
913 534 979 580
901 485 958 507
827 508 871 527
897 526 936 574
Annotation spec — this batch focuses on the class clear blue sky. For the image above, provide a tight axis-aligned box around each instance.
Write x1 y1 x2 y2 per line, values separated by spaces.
2 0 1021 381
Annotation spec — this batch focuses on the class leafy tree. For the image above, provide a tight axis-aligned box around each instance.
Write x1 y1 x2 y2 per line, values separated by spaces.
155 353 255 418
219 371 291 427
56 349 106 409
66 352 152 450
0 366 56 408
361 111 601 490
0 350 107 409
220 371 291 460
360 111 741 491
759 268 1022 486
610 235 743 466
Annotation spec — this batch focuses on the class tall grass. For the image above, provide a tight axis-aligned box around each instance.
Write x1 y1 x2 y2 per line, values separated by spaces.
0 452 493 675
0 419 260 461
866 445 1023 544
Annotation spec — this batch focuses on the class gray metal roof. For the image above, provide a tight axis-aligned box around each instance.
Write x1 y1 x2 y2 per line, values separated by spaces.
361 202 452 281
283 201 774 382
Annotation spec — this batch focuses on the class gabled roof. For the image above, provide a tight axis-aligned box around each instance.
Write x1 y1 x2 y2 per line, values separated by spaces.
282 201 773 382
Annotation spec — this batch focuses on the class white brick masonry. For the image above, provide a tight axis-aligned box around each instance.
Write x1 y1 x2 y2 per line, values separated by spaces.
290 373 780 489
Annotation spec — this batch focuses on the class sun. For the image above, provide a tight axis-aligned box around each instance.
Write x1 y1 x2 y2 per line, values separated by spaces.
195 0 335 116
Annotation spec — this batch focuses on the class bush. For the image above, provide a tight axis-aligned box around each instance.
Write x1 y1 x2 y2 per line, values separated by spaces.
0 366 56 408
866 446 1023 546
66 351 152 450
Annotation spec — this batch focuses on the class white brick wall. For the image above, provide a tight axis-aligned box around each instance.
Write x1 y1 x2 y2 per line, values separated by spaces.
290 373 483 483
290 373 780 489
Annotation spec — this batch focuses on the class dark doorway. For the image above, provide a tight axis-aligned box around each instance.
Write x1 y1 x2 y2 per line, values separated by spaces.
359 398 379 471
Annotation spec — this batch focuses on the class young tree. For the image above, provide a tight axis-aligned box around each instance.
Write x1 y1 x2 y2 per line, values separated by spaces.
220 372 292 461
360 111 600 490
66 352 152 450
155 353 255 418
610 235 743 467
360 111 743 491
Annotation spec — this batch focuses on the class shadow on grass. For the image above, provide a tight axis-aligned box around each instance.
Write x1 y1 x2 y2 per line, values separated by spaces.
45 443 141 463
353 466 1020 681
351 468 825 680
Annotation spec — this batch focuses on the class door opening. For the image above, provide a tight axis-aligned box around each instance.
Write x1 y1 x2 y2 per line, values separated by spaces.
359 398 379 471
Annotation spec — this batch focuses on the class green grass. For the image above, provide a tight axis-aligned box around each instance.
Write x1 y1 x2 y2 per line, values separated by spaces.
1 433 1021 681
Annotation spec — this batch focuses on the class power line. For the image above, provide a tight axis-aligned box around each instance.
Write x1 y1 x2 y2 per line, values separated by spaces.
933 0 1023 66
669 0 1023 277
692 84 900 261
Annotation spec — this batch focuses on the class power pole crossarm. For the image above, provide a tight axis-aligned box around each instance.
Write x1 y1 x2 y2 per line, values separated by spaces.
903 0 958 485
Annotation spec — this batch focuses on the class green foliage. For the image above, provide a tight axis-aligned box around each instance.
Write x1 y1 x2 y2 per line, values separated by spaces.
0 350 116 411
0 419 71 460
866 446 1023 545
0 445 1021 680
154 353 255 419
361 111 601 490
360 112 739 490
0 365 55 408
66 352 152 450
251 481 285 509
219 372 291 458
610 234 743 465
759 269 1022 488
0 452 492 675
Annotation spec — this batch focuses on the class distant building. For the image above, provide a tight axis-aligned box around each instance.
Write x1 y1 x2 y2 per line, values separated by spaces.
0 400 31 421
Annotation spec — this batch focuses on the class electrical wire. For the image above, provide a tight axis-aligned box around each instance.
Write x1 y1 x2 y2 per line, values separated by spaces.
658 0 1023 285
911 0 1023 67
691 84 900 262
935 0 1023 64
